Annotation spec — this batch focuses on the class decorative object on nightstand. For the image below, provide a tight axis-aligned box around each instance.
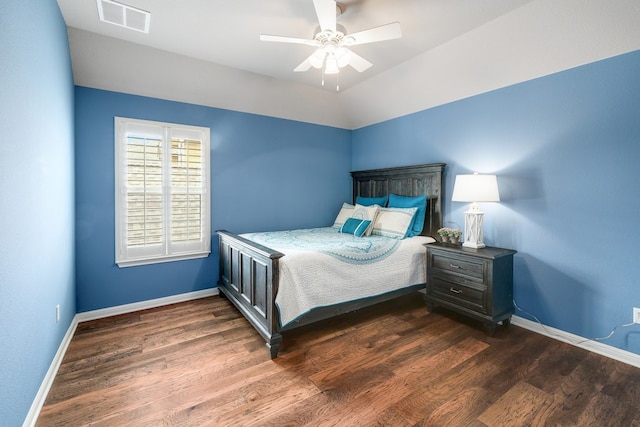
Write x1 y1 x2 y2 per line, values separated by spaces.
437 227 462 244
451 173 500 248
424 243 516 336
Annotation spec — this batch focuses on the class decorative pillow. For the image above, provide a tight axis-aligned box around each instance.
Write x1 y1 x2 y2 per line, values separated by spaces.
332 202 354 228
371 207 418 239
351 204 379 236
339 218 372 237
356 195 388 207
388 194 427 237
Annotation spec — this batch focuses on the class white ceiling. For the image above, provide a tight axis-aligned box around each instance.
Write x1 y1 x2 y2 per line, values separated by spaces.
58 0 535 91
57 0 640 129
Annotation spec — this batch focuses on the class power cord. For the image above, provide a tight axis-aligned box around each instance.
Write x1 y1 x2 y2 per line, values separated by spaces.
513 299 636 346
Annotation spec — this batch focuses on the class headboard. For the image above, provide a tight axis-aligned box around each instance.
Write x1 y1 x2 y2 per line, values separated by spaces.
350 163 446 239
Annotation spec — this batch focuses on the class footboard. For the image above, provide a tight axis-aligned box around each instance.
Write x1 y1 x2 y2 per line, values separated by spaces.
217 230 284 358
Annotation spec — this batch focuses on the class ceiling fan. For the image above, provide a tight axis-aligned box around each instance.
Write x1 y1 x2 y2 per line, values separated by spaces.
259 0 401 90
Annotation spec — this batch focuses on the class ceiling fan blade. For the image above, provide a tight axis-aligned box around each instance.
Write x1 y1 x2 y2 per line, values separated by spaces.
260 34 319 46
313 0 336 32
294 58 313 72
345 49 372 72
344 22 402 46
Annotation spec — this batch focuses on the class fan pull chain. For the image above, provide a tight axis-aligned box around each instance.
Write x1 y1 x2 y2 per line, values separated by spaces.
336 73 340 92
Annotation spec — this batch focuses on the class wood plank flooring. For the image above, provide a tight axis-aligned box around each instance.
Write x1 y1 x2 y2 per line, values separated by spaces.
38 294 640 426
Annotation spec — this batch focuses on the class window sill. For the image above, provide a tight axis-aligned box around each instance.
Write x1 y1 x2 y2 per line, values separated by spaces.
116 251 210 268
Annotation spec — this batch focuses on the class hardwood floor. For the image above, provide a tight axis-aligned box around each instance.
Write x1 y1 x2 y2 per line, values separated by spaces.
38 294 640 426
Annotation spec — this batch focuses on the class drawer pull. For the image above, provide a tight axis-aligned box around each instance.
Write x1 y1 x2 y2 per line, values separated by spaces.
449 263 462 269
449 287 463 294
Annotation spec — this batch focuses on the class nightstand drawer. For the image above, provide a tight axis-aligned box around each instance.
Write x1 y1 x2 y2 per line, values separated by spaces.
431 253 485 280
431 277 486 313
433 269 484 288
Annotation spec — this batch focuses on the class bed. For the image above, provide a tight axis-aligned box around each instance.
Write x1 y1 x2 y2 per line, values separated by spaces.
217 163 446 358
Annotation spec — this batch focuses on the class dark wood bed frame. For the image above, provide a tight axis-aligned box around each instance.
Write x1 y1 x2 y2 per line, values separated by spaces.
217 163 446 358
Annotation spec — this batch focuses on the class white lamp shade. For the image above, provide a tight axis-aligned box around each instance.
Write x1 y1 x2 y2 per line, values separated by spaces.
309 50 326 69
324 54 339 74
451 174 500 203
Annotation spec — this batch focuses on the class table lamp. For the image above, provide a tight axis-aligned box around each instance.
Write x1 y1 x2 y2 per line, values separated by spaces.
451 173 500 248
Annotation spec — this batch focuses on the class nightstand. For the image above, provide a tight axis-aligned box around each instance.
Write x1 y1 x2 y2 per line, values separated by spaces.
425 243 516 336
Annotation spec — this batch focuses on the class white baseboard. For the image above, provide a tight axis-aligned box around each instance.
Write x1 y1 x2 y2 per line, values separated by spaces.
512 315 640 369
23 287 219 427
23 316 79 427
76 287 219 323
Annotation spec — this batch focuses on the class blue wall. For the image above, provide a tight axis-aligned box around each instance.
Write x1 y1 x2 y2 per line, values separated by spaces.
75 87 352 312
2 3 637 420
353 49 640 355
0 1 75 425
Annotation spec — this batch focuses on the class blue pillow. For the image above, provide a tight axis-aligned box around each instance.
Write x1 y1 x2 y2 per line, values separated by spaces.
388 194 427 237
339 217 372 237
356 195 388 207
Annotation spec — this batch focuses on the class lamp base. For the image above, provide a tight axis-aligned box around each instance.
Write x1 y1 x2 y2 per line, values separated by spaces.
463 241 485 249
463 209 485 249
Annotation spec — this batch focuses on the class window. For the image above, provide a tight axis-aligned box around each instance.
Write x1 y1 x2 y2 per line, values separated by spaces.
115 117 210 267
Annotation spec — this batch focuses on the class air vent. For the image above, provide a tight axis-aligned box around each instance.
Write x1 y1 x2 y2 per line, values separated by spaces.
97 0 150 33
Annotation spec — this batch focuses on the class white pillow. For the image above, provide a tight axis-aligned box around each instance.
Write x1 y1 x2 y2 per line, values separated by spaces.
332 203 355 228
351 204 380 236
371 207 417 239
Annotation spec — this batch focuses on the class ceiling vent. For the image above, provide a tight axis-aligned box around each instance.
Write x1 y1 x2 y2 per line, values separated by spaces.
97 0 150 33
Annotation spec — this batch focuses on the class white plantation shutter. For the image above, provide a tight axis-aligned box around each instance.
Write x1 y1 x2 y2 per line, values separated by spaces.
168 128 206 253
115 118 210 267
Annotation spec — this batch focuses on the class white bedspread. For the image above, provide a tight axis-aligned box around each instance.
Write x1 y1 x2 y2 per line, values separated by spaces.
241 227 435 327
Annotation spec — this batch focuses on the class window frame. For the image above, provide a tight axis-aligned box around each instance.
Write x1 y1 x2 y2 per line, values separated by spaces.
114 117 211 268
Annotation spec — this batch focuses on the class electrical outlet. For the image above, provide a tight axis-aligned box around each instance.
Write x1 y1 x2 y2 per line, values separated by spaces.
56 304 60 323
634 307 640 324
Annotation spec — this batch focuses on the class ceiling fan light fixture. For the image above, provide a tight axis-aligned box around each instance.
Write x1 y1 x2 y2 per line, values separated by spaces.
324 54 339 74
308 50 326 69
